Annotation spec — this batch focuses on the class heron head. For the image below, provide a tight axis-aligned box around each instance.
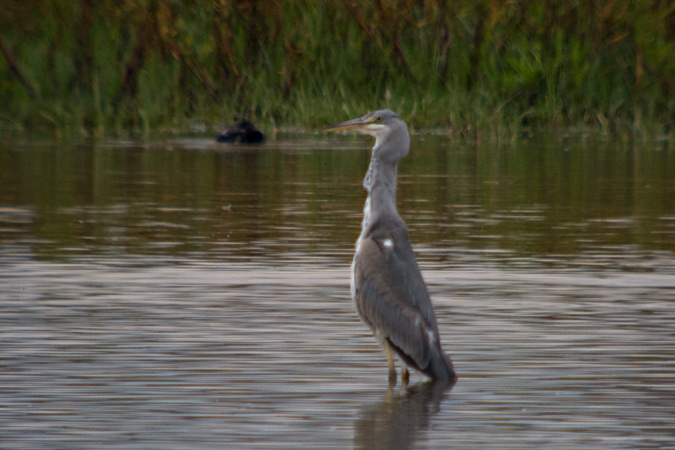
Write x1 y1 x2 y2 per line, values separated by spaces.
325 109 409 162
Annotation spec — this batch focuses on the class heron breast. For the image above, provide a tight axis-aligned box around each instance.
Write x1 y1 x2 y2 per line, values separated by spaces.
361 197 371 230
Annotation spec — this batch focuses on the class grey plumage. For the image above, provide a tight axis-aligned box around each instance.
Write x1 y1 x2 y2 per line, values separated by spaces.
326 110 456 385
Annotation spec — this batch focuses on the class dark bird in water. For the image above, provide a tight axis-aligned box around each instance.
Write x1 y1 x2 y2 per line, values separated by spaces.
217 120 265 144
325 109 457 386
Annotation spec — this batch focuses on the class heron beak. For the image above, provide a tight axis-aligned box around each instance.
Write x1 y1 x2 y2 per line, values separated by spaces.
324 115 377 133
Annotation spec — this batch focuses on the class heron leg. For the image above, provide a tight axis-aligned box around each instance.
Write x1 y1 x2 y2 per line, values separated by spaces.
401 367 410 386
384 342 397 385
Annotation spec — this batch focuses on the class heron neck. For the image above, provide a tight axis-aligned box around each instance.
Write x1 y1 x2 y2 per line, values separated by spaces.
364 157 399 215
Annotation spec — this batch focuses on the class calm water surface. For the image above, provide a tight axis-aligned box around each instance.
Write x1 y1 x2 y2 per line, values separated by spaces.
1 135 674 449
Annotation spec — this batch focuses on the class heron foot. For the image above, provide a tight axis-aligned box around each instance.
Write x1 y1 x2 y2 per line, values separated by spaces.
388 368 397 385
401 367 410 386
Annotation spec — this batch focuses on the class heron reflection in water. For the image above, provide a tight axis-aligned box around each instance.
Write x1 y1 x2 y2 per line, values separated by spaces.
353 381 450 449
325 110 457 386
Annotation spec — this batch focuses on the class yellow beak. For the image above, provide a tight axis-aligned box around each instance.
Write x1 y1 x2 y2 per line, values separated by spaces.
324 115 377 133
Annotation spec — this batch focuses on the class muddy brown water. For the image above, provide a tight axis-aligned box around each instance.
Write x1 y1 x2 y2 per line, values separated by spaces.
1 135 674 449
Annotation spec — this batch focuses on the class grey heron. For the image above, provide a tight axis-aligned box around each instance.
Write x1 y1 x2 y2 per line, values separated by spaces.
325 109 457 385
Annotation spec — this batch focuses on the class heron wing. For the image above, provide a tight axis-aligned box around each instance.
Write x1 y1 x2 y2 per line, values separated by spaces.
353 220 440 372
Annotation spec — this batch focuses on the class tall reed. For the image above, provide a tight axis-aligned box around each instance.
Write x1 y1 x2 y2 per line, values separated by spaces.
1 0 673 137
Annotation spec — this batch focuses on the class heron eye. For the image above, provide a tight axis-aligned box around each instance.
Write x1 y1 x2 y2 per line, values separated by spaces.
376 116 382 122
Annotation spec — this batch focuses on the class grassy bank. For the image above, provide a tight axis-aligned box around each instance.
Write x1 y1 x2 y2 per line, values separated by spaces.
1 0 674 138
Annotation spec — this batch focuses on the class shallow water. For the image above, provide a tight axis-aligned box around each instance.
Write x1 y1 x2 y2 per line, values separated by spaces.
1 135 674 449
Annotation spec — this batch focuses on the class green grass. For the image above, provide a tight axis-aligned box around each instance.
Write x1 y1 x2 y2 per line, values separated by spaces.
1 0 674 139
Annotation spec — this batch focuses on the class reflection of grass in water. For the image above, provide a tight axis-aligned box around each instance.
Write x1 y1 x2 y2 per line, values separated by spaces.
1 1 674 137
1 135 673 263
